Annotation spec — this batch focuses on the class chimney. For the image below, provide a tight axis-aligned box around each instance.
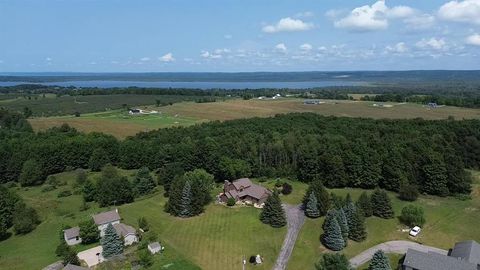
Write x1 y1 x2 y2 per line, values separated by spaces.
115 208 118 213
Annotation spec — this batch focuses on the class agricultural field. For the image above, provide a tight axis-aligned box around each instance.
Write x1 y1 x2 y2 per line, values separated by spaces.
29 98 480 138
1 171 478 270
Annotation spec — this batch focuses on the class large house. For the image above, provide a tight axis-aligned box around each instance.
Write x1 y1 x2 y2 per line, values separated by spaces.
93 209 121 237
63 226 81 246
220 178 271 206
402 240 480 270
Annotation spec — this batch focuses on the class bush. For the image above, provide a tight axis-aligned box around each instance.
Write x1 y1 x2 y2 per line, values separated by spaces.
399 183 419 201
138 217 150 232
4 182 17 188
274 179 284 187
400 205 425 227
226 197 236 206
13 203 40 234
249 256 256 264
41 185 56 193
281 183 292 195
57 190 72 198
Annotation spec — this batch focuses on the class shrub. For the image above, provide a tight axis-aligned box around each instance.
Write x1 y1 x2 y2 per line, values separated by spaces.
57 190 72 198
281 183 292 195
249 256 256 264
4 182 17 188
138 217 150 232
274 179 284 187
398 183 419 201
315 253 352 270
226 197 236 206
400 205 425 227
12 203 40 234
41 185 56 193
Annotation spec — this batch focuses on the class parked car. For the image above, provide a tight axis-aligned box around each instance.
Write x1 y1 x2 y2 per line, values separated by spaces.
409 226 421 237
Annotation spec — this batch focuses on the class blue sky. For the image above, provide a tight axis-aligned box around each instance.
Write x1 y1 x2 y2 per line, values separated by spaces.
1 0 480 72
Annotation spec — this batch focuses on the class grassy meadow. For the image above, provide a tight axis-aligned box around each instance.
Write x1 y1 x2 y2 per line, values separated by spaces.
29 98 480 138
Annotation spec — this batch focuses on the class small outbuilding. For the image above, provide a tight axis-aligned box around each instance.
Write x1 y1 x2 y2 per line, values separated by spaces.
113 223 138 246
148 242 162 254
64 227 82 246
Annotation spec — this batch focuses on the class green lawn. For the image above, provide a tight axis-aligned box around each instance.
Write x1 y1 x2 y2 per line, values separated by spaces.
357 253 403 270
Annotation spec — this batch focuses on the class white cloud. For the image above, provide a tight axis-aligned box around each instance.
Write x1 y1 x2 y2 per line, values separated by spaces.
274 43 288 53
159 53 175 62
201 51 222 59
388 6 416 18
416 38 447 50
140 57 150 62
466 33 480 46
300 43 313 51
262 17 313 33
403 14 435 30
385 42 408 53
438 0 480 25
214 48 231 54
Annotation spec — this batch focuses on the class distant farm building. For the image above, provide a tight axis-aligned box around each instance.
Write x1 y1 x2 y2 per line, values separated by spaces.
428 102 438 108
303 99 323 105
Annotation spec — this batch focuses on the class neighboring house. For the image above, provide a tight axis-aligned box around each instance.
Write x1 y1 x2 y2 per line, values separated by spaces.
129 109 142 115
148 242 162 254
63 264 88 270
220 178 271 206
402 240 480 270
64 226 82 246
93 209 121 237
113 223 138 246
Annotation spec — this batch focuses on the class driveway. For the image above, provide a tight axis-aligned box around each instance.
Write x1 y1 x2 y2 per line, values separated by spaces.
272 204 306 270
348 240 448 267
77 246 105 267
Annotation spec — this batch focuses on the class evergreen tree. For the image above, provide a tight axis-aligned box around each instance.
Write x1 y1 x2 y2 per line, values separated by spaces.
398 181 419 202
55 241 80 266
330 193 345 209
95 165 133 207
134 166 156 196
315 253 353 270
82 179 96 202
260 190 287 228
19 159 44 186
179 181 192 218
75 169 87 186
138 217 149 232
0 186 19 238
79 219 99 244
101 223 123 258
302 180 331 216
321 210 345 251
368 250 391 270
336 208 349 242
348 208 367 242
157 162 184 195
371 188 394 219
356 191 373 217
343 194 356 231
88 148 110 172
305 192 320 218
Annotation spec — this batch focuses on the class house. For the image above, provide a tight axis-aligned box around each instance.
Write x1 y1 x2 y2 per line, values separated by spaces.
63 226 82 246
303 99 323 105
220 178 271 207
128 109 142 115
402 240 480 270
93 209 121 237
148 242 162 254
113 223 138 246
63 264 88 270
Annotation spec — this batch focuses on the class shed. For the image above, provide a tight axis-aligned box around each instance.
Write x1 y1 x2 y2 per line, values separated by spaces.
148 242 162 254
63 227 82 246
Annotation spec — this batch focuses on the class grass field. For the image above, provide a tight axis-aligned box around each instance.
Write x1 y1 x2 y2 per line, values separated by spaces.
357 253 403 270
29 98 480 138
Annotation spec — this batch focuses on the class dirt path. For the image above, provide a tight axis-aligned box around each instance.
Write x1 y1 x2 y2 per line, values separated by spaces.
272 204 306 270
348 240 448 268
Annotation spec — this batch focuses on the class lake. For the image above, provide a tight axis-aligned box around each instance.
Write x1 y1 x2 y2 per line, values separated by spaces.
0 80 361 89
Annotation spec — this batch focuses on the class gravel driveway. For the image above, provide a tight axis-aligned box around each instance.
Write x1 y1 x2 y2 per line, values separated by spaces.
348 240 448 267
272 204 306 270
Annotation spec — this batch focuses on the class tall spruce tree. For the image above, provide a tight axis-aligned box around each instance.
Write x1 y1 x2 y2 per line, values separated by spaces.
348 208 367 242
336 208 349 242
303 180 331 216
101 223 123 258
371 188 394 219
134 166 156 196
179 181 192 218
305 192 320 218
343 194 356 231
315 253 353 270
368 250 391 270
322 210 345 251
356 192 373 217
260 190 286 228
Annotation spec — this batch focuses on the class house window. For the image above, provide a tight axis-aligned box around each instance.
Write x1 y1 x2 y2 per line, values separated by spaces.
76 236 79 241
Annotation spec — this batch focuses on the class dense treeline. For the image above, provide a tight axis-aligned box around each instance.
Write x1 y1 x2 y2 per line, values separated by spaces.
1 110 478 197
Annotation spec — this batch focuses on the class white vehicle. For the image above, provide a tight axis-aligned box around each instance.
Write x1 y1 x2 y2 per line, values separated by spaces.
409 226 421 237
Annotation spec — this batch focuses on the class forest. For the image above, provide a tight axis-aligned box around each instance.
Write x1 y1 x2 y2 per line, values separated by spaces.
1 108 478 198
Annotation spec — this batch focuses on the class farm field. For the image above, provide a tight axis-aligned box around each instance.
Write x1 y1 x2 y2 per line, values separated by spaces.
29 98 480 138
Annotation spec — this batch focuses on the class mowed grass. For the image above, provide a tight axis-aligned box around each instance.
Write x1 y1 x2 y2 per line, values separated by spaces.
288 171 480 269
30 98 480 138
357 253 403 270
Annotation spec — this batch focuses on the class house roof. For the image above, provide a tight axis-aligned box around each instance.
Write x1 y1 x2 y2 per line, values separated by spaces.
451 240 480 266
63 264 88 270
63 227 80 239
403 249 477 270
232 178 252 190
93 209 120 225
113 223 136 237
225 179 271 200
238 183 271 200
148 242 161 249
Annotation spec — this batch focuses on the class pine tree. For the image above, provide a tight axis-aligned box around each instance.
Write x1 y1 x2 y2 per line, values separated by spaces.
336 208 349 242
348 208 367 242
356 192 373 217
371 188 394 219
88 148 110 172
101 223 123 258
82 179 96 202
305 192 320 218
260 190 286 228
368 250 391 270
134 166 156 196
321 210 345 251
343 194 356 231
302 180 330 216
179 181 192 218
315 253 353 270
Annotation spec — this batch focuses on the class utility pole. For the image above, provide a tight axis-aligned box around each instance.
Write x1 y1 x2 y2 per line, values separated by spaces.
242 255 246 270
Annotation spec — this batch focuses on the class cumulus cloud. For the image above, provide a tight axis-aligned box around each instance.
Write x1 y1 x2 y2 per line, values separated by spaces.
275 43 288 53
438 0 480 25
159 53 175 62
403 14 435 30
385 42 408 53
466 33 480 46
388 6 416 18
416 37 447 50
300 43 313 52
262 17 313 33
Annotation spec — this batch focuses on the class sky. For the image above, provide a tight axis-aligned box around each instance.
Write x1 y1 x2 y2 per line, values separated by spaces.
1 0 480 72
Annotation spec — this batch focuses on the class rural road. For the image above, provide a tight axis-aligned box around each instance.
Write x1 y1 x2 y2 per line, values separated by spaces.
348 240 448 267
272 204 306 270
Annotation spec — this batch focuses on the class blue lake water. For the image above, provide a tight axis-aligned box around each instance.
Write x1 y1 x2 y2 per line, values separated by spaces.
0 80 361 89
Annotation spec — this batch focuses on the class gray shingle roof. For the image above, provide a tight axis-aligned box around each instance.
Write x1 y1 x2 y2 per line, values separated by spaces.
113 223 136 237
226 178 271 200
93 209 120 225
232 178 252 190
403 249 477 270
148 242 161 249
63 227 80 239
63 264 88 270
450 240 480 266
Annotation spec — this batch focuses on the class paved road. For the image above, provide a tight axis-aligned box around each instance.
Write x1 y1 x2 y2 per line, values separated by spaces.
272 204 306 270
349 240 448 267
